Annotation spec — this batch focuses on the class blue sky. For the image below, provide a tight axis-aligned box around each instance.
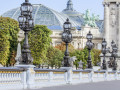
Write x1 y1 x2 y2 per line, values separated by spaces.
0 0 104 19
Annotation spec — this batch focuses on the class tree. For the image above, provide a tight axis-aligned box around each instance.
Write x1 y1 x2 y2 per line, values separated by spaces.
70 47 95 69
55 42 75 52
0 17 20 66
9 51 16 66
46 46 64 69
28 25 52 65
92 49 101 66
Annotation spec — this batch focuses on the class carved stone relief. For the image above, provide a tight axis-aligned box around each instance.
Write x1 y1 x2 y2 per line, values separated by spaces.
110 7 116 27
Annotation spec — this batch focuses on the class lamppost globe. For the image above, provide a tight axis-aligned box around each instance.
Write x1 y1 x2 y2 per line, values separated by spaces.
102 39 107 47
111 40 116 47
18 15 26 23
63 18 72 31
20 0 33 16
28 18 34 28
86 31 93 41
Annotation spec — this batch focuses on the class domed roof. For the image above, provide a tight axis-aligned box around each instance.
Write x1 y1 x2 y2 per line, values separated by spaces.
2 4 80 30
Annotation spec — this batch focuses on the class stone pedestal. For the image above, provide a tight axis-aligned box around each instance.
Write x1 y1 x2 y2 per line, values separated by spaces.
60 67 72 84
85 69 94 82
100 70 108 81
15 65 35 89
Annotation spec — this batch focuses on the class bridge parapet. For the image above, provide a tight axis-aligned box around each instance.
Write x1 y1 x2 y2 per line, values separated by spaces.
0 67 120 89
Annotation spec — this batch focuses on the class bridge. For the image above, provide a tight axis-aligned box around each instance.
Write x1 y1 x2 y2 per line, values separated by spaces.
0 66 120 90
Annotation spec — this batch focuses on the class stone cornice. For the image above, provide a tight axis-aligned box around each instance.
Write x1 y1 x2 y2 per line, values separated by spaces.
104 0 120 2
116 2 120 6
103 2 110 7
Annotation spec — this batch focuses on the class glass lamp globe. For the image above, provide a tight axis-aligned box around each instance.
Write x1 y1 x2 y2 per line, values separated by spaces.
113 46 118 52
68 33 72 40
86 41 90 46
28 19 34 28
18 15 26 23
21 2 32 15
29 5 33 13
62 32 67 42
111 40 116 47
102 39 107 47
86 31 93 40
63 18 72 31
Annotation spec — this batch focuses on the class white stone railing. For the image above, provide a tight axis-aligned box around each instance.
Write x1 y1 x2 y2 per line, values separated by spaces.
0 67 120 90
0 67 24 90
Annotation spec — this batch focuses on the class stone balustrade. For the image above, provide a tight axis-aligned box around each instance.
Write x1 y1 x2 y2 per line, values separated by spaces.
0 67 120 90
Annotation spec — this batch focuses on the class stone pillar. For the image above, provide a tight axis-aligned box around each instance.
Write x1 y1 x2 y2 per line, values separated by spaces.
103 2 110 47
16 65 35 89
117 3 120 53
60 67 73 84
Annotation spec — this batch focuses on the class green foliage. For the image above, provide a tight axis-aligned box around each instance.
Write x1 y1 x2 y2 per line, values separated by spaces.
70 47 100 69
55 42 75 53
92 49 101 66
28 25 52 65
9 50 16 66
0 35 10 65
0 17 20 65
46 46 64 68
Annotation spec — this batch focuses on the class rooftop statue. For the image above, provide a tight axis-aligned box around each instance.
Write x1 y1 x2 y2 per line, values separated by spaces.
91 14 99 27
83 9 91 26
83 9 99 27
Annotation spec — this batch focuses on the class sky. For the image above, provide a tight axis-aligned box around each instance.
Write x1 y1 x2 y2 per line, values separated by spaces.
0 0 104 19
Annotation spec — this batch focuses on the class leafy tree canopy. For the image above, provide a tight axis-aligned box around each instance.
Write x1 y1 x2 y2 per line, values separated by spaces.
70 47 100 69
46 46 64 68
28 25 52 65
55 42 75 53
0 17 20 65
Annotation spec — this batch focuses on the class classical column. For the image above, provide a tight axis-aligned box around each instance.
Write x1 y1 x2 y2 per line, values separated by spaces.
103 2 110 47
117 3 120 53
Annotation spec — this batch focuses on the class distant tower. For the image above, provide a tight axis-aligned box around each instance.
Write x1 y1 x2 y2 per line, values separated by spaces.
62 0 81 17
63 0 75 11
103 0 120 51
67 0 73 10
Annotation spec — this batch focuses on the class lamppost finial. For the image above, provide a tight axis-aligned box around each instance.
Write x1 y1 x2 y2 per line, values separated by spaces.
25 0 29 2
66 18 69 22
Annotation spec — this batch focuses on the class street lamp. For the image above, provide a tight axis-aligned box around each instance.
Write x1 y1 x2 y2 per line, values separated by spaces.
62 18 72 67
86 31 94 69
111 40 118 71
18 0 34 64
101 39 110 70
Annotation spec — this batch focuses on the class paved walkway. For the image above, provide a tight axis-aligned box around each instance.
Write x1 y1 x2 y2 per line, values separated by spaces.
32 80 120 90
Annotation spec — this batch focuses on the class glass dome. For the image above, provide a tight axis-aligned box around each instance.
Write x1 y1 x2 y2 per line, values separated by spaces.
2 1 103 32
2 4 81 30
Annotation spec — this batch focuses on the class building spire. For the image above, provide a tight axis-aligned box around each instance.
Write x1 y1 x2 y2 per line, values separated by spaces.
67 0 73 10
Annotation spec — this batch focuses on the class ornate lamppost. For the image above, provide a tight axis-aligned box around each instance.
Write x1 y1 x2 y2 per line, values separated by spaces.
18 0 34 64
86 31 94 69
111 40 118 71
62 18 72 67
101 39 110 70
